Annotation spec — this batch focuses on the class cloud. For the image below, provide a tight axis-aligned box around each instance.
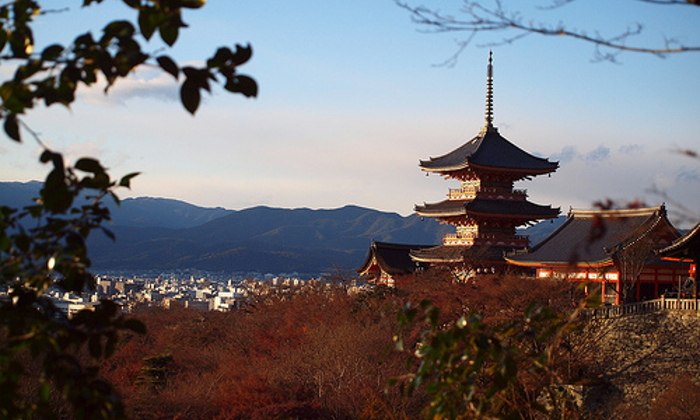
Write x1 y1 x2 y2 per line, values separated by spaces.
675 166 700 183
585 145 610 162
76 70 179 106
550 145 578 163
619 144 643 155
652 172 676 191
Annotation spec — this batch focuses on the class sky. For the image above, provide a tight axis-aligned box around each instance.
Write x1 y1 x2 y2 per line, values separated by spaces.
1 0 699 227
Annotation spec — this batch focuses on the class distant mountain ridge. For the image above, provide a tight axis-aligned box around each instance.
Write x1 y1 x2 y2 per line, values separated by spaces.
0 181 234 229
87 204 452 275
0 181 561 275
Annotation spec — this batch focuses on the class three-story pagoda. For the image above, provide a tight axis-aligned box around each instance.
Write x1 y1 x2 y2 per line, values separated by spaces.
411 53 560 269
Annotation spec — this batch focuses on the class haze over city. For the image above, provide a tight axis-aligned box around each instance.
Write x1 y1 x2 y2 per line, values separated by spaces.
1 0 698 227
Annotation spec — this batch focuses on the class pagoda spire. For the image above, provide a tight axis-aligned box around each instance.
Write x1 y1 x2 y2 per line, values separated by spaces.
485 50 494 129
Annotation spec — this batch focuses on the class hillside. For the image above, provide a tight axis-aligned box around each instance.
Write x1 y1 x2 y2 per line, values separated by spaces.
87 205 452 275
1 181 561 275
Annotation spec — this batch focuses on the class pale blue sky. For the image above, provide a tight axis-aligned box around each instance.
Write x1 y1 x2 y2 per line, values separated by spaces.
2 1 699 227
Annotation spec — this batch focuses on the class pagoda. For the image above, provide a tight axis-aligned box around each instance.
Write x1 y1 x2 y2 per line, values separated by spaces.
411 52 560 270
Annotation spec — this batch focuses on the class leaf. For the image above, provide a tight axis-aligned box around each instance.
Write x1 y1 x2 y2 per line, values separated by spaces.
102 20 135 39
41 44 64 61
224 75 258 98
156 56 179 79
40 149 61 165
119 171 140 188
179 0 206 9
138 7 158 40
108 190 121 206
4 113 20 141
159 21 179 46
100 226 115 241
9 26 33 58
75 157 104 174
180 79 200 115
230 44 253 66
206 47 232 68
41 153 72 213
0 29 7 53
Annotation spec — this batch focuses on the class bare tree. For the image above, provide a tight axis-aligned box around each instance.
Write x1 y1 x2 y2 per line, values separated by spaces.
609 235 658 304
395 0 700 63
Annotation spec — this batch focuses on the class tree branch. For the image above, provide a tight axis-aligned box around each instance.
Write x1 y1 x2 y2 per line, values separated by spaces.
395 0 700 62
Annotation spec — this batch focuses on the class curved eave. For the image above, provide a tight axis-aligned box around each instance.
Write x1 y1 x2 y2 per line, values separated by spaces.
465 208 560 220
419 161 559 177
415 208 466 218
505 257 614 268
416 199 560 220
414 200 467 218
468 161 558 176
356 254 378 275
411 255 463 264
657 221 700 259
661 256 694 263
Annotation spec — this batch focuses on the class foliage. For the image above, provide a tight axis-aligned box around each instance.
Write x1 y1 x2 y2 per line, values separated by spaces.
0 158 145 419
0 1 257 418
134 352 172 390
0 0 257 141
392 275 592 419
102 284 419 419
90 274 594 419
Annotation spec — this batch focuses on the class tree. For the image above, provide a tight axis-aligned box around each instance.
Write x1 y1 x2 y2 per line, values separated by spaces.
0 1 256 418
609 234 658 304
392 277 596 419
396 0 700 63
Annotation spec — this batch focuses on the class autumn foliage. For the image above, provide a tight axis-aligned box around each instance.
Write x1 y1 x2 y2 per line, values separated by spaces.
101 273 586 419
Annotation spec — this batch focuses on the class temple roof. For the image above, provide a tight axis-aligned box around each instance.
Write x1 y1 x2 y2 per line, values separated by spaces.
415 197 560 221
506 205 680 267
356 241 433 276
410 244 505 264
419 125 559 176
658 221 700 262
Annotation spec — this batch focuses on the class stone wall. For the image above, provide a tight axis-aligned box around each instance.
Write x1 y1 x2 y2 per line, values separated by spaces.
573 310 700 418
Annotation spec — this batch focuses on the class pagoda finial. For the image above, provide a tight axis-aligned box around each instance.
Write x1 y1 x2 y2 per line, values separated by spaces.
485 50 494 128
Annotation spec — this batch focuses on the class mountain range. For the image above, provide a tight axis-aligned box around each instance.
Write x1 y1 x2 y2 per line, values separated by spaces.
0 181 563 276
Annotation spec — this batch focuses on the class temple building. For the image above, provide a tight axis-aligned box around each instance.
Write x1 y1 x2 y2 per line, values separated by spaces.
357 53 692 298
506 205 689 304
658 221 700 298
410 52 560 271
356 241 433 287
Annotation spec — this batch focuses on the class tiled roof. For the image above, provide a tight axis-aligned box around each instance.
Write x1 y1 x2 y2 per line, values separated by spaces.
506 206 680 267
410 244 505 264
356 241 433 276
415 197 560 220
419 126 558 175
658 222 700 261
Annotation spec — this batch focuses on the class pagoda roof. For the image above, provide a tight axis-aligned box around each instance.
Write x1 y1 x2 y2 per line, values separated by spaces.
357 241 433 276
410 244 505 264
415 197 560 221
419 125 559 176
657 221 700 263
506 205 680 268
